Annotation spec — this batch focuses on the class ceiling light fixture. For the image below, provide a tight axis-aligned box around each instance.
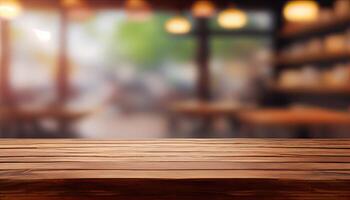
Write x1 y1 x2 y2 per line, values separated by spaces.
0 0 22 20
165 16 191 34
218 7 247 29
192 0 216 18
283 0 319 22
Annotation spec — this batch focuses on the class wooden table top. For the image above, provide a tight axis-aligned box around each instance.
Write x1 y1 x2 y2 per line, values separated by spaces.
0 139 350 180
239 107 350 126
1 139 350 199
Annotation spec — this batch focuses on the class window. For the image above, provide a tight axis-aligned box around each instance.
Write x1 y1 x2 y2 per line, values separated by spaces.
68 11 197 109
11 10 59 108
67 11 197 137
210 10 273 103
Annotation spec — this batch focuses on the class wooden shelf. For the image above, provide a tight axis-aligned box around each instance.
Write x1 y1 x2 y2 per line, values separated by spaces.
275 14 350 109
280 16 350 40
239 107 350 126
272 85 350 95
276 51 350 66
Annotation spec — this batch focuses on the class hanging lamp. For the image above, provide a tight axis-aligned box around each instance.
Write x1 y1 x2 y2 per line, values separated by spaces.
0 0 22 20
218 7 247 29
283 0 319 22
165 15 191 34
192 0 215 18
125 0 152 21
61 0 92 21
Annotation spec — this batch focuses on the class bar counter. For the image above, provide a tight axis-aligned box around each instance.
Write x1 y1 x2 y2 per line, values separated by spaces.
1 139 350 199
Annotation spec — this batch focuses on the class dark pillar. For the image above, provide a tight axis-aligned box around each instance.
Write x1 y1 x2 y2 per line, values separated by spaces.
196 18 211 102
0 19 13 106
57 8 69 106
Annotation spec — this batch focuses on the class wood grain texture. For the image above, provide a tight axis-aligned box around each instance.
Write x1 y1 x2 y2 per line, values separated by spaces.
239 108 350 125
1 139 350 199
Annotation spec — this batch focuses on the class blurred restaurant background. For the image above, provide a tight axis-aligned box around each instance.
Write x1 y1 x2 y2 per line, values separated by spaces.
0 0 350 138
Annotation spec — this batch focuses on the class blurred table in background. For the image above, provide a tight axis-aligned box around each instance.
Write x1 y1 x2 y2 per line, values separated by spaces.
168 101 255 137
169 101 253 116
239 107 350 138
0 107 90 138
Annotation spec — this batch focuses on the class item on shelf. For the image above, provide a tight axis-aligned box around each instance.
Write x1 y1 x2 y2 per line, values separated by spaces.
300 66 321 87
323 64 350 87
289 43 305 58
324 34 347 53
334 0 350 19
305 38 323 56
318 8 334 24
279 69 302 88
279 48 289 60
281 23 306 36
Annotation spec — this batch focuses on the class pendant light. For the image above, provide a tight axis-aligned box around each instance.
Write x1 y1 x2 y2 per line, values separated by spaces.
125 0 150 11
125 0 152 21
0 0 22 20
218 7 247 29
61 0 92 22
192 0 215 18
68 6 92 21
62 0 84 8
165 16 191 34
283 0 319 22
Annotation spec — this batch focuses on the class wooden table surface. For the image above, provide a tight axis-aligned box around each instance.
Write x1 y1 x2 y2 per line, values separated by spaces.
1 139 350 199
239 107 350 126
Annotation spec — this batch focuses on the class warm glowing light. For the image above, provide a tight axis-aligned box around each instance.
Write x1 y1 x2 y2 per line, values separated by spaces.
192 0 215 18
61 0 92 21
61 0 84 8
125 0 152 21
165 16 191 34
283 0 319 22
125 0 149 10
0 0 22 20
68 6 93 21
218 8 247 29
33 29 52 43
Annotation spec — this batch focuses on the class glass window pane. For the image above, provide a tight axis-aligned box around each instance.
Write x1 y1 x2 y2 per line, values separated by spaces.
11 10 59 108
68 11 196 137
210 36 273 102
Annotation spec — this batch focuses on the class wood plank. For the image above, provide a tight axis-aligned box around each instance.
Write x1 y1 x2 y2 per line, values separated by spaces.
1 139 350 199
1 179 350 200
2 162 350 171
